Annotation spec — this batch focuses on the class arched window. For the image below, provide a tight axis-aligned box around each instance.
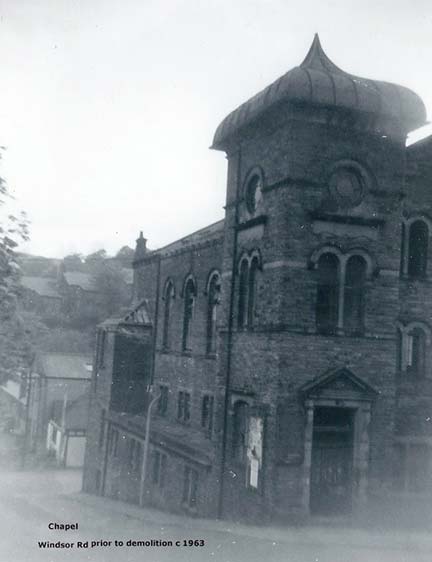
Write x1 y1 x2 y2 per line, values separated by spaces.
238 259 249 329
344 255 367 335
247 257 260 327
232 401 249 462
206 273 221 354
182 278 196 351
316 253 339 335
406 327 426 376
408 220 428 278
162 281 175 349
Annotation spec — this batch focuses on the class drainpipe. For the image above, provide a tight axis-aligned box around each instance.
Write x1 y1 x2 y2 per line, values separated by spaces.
139 391 161 506
151 255 162 387
218 147 242 518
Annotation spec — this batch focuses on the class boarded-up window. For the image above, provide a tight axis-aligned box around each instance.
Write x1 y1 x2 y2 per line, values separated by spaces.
247 416 263 489
232 401 249 462
407 328 426 377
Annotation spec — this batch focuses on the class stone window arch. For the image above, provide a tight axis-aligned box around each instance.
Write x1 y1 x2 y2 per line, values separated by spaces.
401 217 431 279
205 270 221 354
396 321 431 377
237 250 262 330
162 279 175 350
311 246 374 335
182 275 197 352
243 166 264 217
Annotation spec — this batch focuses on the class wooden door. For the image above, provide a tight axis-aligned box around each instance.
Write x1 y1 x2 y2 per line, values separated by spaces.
310 408 354 515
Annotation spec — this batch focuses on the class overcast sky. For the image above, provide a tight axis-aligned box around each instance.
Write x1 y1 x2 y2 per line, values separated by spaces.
0 0 431 258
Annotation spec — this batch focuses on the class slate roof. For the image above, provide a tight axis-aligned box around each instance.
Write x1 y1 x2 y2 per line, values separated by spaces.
212 35 427 149
34 353 93 380
21 276 61 299
65 393 90 430
151 219 225 257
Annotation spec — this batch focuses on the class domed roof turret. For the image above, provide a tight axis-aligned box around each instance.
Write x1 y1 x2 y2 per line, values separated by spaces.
212 35 426 149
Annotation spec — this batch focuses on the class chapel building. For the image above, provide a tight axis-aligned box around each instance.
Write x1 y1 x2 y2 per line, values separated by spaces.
83 36 432 523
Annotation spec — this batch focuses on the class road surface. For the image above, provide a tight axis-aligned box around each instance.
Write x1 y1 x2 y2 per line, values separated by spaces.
0 467 431 562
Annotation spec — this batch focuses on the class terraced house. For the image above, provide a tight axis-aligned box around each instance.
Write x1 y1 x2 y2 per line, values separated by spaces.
83 36 432 523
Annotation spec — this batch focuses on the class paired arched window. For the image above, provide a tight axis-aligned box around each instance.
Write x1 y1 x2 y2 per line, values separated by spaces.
206 272 221 354
162 280 175 349
397 323 429 377
316 253 339 334
182 277 197 351
237 252 261 329
314 250 368 335
232 400 249 462
401 218 430 279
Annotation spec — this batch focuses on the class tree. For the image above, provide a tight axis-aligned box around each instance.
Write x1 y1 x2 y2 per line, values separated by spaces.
92 261 131 319
115 245 135 267
85 249 107 266
0 160 32 382
63 253 84 271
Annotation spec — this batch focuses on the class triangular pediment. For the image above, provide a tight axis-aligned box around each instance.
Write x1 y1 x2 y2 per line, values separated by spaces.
122 299 152 326
300 368 377 400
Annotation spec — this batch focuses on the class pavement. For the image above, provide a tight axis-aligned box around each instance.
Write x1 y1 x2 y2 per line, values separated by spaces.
0 429 431 562
1 467 432 562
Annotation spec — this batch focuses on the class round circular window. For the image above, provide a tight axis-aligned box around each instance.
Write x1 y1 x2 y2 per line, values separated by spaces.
245 174 263 214
328 166 365 208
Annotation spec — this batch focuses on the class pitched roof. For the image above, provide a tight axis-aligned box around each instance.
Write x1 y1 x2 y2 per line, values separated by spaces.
65 393 90 430
146 219 225 258
21 276 61 299
34 353 93 380
212 35 426 149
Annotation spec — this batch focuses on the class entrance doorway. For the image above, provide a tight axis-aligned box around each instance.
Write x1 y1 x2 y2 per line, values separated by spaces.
310 407 354 515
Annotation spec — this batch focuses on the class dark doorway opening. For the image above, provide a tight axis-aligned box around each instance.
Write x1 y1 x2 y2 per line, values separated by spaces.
310 407 354 515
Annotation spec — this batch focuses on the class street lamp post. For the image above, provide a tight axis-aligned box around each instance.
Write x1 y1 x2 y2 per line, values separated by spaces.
139 390 160 507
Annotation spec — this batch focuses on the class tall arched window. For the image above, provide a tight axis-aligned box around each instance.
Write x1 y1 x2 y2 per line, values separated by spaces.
232 401 249 462
316 253 339 335
162 280 175 349
182 278 196 351
407 327 426 376
247 257 260 327
238 259 249 329
408 220 428 278
344 255 367 335
206 273 221 354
